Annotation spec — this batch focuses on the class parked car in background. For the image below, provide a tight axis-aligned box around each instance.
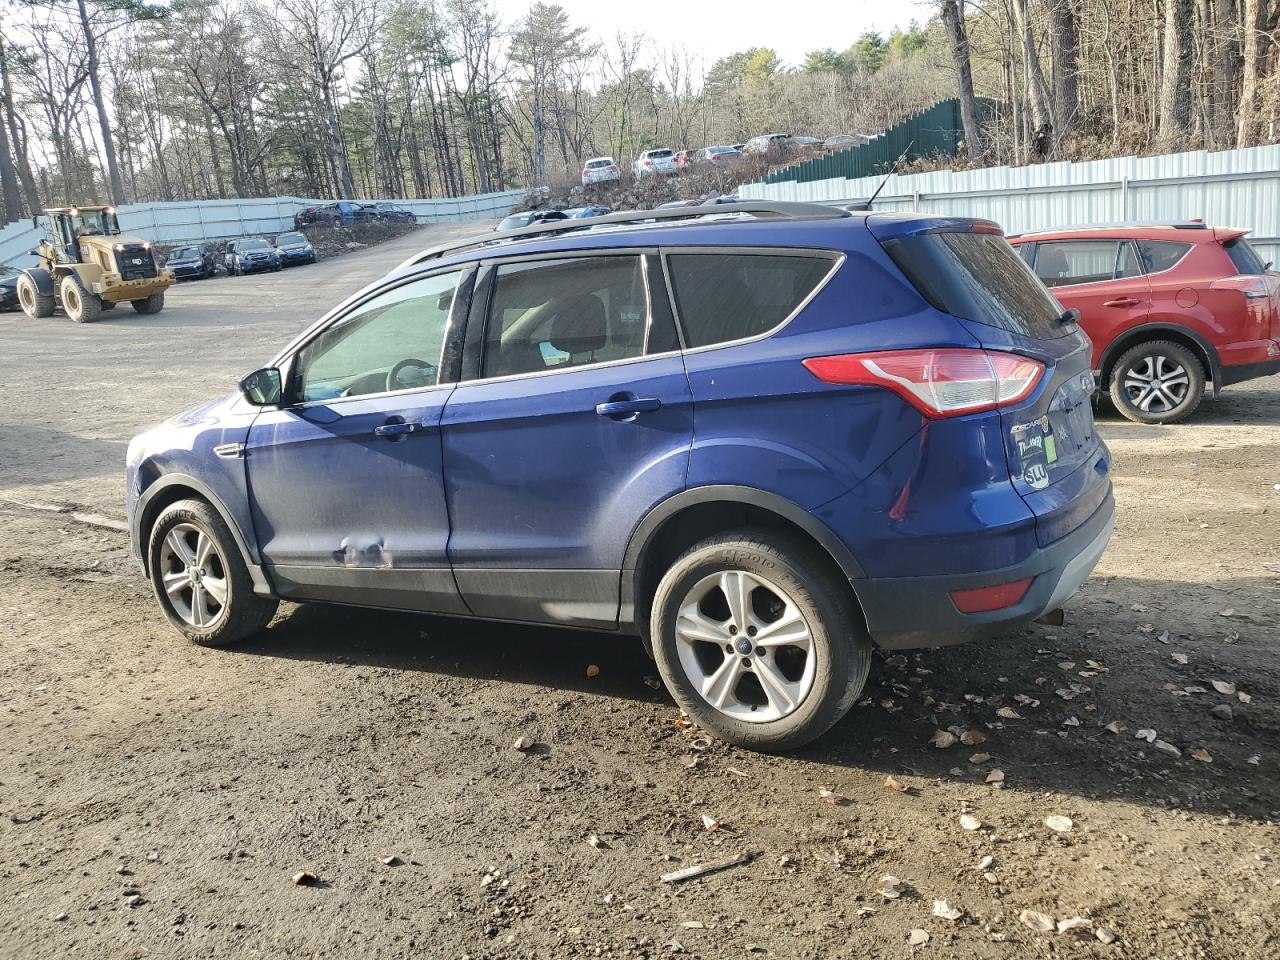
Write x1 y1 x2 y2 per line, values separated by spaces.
1009 223 1280 423
293 206 322 230
565 206 612 219
674 150 693 172
824 133 874 150
274 232 317 267
656 200 700 209
742 133 791 154
791 136 821 150
495 210 569 232
165 244 218 280
225 238 282 275
634 149 678 176
127 202 1112 753
694 145 741 166
366 202 416 224
581 157 621 186
702 194 740 205
1 264 23 310
311 201 375 227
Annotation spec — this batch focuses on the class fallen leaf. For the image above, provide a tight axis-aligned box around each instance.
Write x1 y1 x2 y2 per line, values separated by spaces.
959 728 987 745
726 767 751 778
1135 728 1157 743
818 786 847 805
1157 630 1170 644
1058 916 1093 934
291 871 318 886
700 815 720 831
908 928 929 945
1171 653 1189 665
513 736 535 751
875 875 907 899
1219 608 1236 617
1211 680 1236 696
1057 661 1076 670
1104 721 1124 735
1153 739 1182 757
1020 909 1056 933
679 920 705 929
1190 747 1213 763
1246 755 1260 765
1063 716 1081 727
1130 603 1147 613
1044 815 1074 833
643 676 662 690
969 752 991 764
883 776 911 794
929 729 958 748
1238 691 1252 704
960 813 983 831
379 855 401 866
1014 693 1040 707
679 754 700 769
1095 925 1118 944
586 834 607 850
586 664 600 678
996 706 1022 719
932 899 964 922
976 855 995 871
986 769 1005 785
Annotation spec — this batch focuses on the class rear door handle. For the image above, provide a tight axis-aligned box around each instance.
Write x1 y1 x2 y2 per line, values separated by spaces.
1103 297 1141 307
595 397 661 418
374 420 425 437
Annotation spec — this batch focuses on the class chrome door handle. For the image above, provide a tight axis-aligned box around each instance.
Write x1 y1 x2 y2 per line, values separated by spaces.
1103 297 1140 307
374 420 425 437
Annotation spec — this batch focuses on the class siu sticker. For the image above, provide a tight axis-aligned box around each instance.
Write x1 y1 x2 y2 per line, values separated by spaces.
1012 420 1052 490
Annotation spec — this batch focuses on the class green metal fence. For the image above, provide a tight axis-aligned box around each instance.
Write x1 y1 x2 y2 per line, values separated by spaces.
762 98 998 186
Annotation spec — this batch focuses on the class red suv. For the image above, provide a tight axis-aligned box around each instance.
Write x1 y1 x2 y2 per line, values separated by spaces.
1009 224 1280 423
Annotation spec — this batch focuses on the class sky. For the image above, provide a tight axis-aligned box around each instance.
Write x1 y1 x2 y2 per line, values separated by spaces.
495 0 927 71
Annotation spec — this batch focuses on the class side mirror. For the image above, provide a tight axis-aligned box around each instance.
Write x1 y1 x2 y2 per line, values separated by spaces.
28 248 40 256
239 367 282 406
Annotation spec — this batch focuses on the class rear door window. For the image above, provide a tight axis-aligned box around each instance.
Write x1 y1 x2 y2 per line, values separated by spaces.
1223 237 1268 275
882 232 1068 338
666 252 836 348
1137 239 1193 274
1032 240 1128 287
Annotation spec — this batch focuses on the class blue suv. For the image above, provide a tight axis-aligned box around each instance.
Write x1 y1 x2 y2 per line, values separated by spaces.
126 202 1114 751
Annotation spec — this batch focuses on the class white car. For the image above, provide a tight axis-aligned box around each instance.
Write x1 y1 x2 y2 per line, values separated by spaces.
633 149 678 176
581 156 620 186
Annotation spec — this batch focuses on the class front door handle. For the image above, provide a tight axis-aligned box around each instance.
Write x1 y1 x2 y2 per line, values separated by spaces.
374 420 425 438
1103 297 1141 308
595 397 661 418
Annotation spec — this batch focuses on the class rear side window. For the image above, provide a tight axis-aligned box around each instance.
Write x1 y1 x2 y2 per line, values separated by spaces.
1031 240 1134 287
1223 237 1267 275
667 253 835 348
481 256 649 378
884 232 1067 338
1137 239 1193 273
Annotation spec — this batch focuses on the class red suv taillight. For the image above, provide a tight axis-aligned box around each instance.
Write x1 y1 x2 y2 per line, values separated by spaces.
1210 275 1274 299
803 348 1045 417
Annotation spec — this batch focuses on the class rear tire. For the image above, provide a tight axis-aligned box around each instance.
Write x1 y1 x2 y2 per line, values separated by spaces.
100 300 117 311
16 272 55 318
132 292 164 314
147 498 278 647
61 274 101 323
650 529 871 752
1109 340 1204 424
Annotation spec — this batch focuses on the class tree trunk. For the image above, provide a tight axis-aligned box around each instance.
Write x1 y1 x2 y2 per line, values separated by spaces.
0 93 21 222
939 0 984 159
1158 0 1196 145
1238 0 1263 144
0 35 39 214
75 0 125 204
1211 0 1240 146
1012 0 1054 155
1048 0 1080 141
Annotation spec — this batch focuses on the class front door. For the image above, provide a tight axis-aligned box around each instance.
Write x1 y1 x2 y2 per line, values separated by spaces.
246 268 468 613
442 252 693 629
1029 238 1151 369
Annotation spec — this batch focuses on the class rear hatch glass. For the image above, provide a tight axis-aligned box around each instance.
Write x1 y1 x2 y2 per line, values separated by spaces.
881 231 1074 339
1223 236 1268 274
648 150 673 159
877 223 1109 546
587 159 613 168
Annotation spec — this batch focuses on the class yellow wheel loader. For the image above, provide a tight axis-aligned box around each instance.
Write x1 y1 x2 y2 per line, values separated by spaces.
15 205 175 323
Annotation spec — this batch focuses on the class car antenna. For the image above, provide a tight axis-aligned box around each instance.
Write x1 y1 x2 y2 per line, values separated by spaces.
843 140 911 212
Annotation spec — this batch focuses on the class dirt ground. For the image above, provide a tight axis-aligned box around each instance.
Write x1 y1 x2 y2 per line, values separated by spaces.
1 222 1278 960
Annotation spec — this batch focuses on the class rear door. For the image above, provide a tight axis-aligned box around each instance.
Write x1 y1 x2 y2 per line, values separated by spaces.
1029 239 1150 371
874 223 1111 547
441 251 692 629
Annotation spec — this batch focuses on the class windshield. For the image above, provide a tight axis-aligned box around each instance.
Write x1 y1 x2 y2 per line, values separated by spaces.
65 208 120 238
169 247 200 260
277 233 307 246
884 231 1070 339
239 239 270 251
648 150 673 158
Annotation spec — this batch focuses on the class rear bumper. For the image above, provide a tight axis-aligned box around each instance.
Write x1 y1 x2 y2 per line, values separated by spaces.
854 489 1115 650
1219 356 1280 386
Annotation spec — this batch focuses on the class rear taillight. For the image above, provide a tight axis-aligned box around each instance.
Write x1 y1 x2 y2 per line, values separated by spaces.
643 160 652 167
1210 275 1274 299
803 348 1044 417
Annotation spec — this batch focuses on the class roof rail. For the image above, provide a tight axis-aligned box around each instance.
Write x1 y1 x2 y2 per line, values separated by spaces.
400 200 849 268
1007 219 1211 239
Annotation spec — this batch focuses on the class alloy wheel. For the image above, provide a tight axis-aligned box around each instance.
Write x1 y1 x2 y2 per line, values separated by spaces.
1122 353 1190 413
674 570 816 723
157 522 228 628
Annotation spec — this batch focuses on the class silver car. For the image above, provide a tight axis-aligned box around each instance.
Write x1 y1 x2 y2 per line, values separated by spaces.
633 149 678 176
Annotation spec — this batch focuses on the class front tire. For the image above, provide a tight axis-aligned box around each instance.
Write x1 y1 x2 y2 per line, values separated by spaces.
132 293 164 314
650 529 871 752
61 274 102 323
1109 340 1205 424
17 272 55 318
147 498 278 647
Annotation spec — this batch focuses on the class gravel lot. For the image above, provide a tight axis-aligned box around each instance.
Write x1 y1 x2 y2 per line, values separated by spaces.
1 222 1278 960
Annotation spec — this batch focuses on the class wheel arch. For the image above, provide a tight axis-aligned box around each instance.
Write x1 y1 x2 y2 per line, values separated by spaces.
135 474 266 593
621 485 867 652
20 266 54 297
1098 323 1222 397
